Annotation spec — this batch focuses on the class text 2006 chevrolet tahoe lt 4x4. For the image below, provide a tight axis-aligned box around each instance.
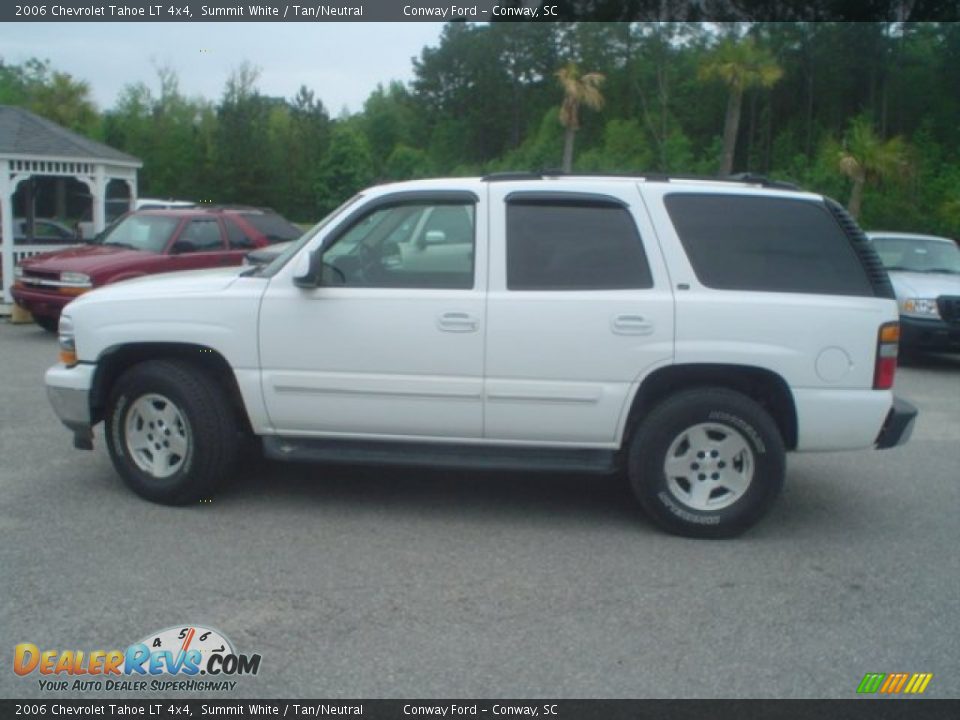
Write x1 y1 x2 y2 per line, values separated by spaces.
45 174 917 538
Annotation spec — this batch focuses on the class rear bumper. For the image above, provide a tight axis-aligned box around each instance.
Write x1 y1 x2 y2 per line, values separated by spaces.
10 285 73 317
875 396 918 449
900 316 960 351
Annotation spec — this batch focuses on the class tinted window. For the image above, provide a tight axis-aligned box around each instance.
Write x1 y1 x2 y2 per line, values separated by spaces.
225 218 256 249
177 219 223 252
665 194 873 296
506 200 653 290
241 213 302 243
324 202 475 289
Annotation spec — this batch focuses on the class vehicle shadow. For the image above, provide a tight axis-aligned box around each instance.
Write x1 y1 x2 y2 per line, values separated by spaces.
220 452 650 531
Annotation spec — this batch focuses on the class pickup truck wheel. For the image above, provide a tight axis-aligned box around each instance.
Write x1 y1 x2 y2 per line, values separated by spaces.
628 388 785 539
105 360 239 505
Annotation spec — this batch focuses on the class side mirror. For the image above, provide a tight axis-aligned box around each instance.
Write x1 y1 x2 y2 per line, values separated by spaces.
416 229 446 249
293 249 321 288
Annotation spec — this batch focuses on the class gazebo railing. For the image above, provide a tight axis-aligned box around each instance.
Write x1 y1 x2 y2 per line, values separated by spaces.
11 243 78 263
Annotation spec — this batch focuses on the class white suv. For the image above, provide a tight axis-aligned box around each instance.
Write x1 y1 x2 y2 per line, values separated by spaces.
45 174 917 538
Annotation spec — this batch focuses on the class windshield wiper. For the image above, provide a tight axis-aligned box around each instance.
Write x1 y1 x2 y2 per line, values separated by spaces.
104 241 137 250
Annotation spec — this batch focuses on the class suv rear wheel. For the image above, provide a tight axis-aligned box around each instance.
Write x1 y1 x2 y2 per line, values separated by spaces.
105 360 239 505
628 388 785 538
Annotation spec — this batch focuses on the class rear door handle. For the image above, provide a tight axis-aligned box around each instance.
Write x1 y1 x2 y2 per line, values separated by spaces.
437 312 479 333
612 314 654 335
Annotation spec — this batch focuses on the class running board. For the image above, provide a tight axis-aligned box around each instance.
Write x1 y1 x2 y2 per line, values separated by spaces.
262 436 618 474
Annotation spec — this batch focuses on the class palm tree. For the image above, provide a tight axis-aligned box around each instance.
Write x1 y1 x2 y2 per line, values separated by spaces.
838 117 909 220
555 63 605 173
699 38 783 176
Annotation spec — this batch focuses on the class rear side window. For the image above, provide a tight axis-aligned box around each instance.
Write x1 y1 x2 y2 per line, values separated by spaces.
225 218 256 249
506 199 653 290
664 194 874 296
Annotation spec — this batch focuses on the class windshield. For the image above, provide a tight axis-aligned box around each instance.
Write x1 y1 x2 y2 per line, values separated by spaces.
99 215 180 253
258 195 363 277
872 236 960 274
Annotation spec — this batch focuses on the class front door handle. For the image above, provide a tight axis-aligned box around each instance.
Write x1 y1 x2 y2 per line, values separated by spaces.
612 314 654 335
437 312 479 333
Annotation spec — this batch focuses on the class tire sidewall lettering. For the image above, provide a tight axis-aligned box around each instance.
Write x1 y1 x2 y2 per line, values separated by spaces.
706 410 766 454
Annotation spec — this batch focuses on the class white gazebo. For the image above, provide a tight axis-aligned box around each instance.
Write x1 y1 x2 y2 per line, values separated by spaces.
0 105 142 309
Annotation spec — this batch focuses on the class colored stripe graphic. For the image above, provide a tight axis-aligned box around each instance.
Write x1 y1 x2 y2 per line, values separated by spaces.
857 673 886 693
904 673 934 694
858 672 933 694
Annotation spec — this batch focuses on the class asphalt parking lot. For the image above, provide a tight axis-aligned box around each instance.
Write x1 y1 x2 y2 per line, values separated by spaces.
1 320 958 699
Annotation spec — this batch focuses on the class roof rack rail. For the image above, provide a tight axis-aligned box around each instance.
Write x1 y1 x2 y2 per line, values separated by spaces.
482 170 800 191
482 171 543 182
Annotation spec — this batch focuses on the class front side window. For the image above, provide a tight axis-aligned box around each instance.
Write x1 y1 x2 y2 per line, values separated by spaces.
323 202 475 289
506 199 653 290
100 215 180 254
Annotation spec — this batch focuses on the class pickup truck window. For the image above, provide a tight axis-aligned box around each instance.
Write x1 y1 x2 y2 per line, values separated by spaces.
506 200 653 290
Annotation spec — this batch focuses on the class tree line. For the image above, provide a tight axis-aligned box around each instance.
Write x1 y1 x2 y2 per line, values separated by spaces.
1 22 959 236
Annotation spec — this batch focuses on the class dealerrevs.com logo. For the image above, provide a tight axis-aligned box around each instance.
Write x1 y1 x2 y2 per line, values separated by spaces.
14 625 261 692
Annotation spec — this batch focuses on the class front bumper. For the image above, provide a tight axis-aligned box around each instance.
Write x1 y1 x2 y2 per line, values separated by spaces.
875 396 918 449
900 315 960 351
11 285 74 318
45 362 96 449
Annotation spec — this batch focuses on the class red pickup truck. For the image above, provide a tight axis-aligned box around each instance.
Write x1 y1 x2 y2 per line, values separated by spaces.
12 206 301 331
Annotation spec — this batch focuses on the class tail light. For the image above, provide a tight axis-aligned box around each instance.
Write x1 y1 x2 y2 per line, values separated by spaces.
873 322 899 390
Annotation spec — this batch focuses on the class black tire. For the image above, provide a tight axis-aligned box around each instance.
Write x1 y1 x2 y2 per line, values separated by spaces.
105 360 239 505
628 388 786 539
34 314 59 333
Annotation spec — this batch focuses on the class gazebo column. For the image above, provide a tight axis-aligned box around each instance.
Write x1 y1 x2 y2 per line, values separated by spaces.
92 164 106 234
1 159 14 304
55 178 67 219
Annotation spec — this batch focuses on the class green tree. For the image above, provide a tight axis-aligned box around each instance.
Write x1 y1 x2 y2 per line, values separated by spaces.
314 123 375 214
699 37 783 176
836 117 910 220
555 62 605 172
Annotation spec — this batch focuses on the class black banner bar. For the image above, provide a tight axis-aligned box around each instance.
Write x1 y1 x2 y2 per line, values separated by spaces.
3 0 959 23
2 699 959 720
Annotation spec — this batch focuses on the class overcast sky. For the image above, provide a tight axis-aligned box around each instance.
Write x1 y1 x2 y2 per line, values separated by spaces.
2 23 445 114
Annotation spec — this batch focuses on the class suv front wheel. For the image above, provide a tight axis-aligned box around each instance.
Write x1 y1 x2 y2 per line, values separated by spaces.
628 388 786 538
105 360 239 505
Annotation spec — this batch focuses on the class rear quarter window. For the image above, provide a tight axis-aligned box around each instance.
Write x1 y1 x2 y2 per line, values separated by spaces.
664 194 874 296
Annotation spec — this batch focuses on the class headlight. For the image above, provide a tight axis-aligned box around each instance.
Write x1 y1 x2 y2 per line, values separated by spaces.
899 298 940 319
58 315 77 366
60 271 92 287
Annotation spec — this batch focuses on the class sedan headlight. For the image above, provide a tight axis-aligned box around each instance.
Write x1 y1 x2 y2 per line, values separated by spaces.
899 298 940 319
58 315 77 366
60 271 92 287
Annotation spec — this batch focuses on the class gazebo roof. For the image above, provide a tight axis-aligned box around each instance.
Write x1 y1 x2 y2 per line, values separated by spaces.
0 105 141 166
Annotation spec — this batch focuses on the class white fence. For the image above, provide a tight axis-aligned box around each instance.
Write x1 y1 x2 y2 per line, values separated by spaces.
11 243 77 263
